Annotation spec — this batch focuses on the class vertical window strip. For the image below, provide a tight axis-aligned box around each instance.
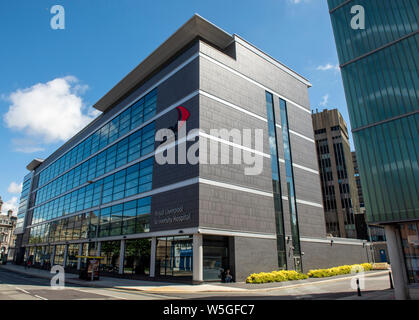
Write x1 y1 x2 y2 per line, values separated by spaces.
265 92 287 270
279 98 303 272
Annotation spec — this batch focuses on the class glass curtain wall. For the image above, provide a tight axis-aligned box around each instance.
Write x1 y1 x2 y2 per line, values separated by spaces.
265 92 287 269
123 239 151 276
279 98 302 272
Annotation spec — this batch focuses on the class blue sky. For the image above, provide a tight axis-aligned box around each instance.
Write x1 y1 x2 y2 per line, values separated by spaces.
0 0 351 214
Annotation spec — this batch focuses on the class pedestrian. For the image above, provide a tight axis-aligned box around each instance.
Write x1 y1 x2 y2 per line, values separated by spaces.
225 269 233 283
27 259 31 269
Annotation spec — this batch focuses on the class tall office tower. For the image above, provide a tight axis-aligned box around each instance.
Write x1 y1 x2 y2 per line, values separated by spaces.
15 15 372 282
328 0 418 299
351 151 369 240
312 109 362 239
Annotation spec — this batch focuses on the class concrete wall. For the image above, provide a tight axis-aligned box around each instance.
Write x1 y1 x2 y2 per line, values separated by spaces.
301 239 370 272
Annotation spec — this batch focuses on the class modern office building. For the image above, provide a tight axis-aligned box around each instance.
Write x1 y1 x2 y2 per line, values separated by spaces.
328 0 418 298
312 108 364 239
15 15 371 282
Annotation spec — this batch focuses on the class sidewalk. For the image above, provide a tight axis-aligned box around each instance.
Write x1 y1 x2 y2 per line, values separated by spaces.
0 264 246 293
338 289 395 300
0 263 390 294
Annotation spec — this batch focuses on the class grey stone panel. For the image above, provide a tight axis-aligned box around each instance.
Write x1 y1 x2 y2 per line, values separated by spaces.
289 135 319 172
301 241 370 272
199 41 310 109
199 183 277 235
286 101 316 139
293 169 323 205
200 57 268 119
290 201 327 238
199 94 270 160
234 236 279 281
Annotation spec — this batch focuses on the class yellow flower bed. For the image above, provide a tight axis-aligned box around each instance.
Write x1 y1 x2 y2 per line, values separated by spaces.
307 263 372 278
246 270 308 284
246 263 372 284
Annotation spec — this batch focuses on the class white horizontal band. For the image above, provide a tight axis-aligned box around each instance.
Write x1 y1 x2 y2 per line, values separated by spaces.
200 52 311 114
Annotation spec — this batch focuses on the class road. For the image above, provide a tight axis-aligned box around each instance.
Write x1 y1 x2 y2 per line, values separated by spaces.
0 268 393 300
0 268 177 300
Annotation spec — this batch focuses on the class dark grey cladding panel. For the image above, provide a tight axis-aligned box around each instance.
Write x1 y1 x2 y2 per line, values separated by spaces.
35 41 200 174
156 58 199 114
152 143 199 189
155 94 199 133
150 184 199 232
153 95 199 189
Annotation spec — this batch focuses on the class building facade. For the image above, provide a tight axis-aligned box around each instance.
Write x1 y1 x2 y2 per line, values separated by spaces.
312 109 363 239
0 197 17 261
328 0 418 298
15 15 371 282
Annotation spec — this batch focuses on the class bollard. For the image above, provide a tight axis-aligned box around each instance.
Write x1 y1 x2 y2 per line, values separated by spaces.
389 271 394 289
356 278 361 296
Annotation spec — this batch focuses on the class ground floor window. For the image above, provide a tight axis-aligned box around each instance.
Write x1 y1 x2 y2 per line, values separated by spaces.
80 242 96 269
43 246 52 268
399 222 419 283
123 239 151 276
66 244 79 269
156 236 193 277
100 240 121 274
54 244 66 266
203 236 230 281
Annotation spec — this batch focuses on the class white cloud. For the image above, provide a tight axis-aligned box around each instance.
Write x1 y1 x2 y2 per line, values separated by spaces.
11 138 45 153
1 197 18 215
288 0 311 4
3 76 100 145
7 182 22 194
319 94 329 107
316 63 340 71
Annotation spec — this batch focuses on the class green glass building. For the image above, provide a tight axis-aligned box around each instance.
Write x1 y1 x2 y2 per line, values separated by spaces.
328 0 418 299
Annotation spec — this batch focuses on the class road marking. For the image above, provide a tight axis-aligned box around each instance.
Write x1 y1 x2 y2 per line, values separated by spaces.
109 287 180 300
66 287 128 300
34 295 48 300
15 287 30 294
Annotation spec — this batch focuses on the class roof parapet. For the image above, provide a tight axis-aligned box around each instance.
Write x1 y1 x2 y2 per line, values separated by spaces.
93 14 234 113
26 158 44 171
